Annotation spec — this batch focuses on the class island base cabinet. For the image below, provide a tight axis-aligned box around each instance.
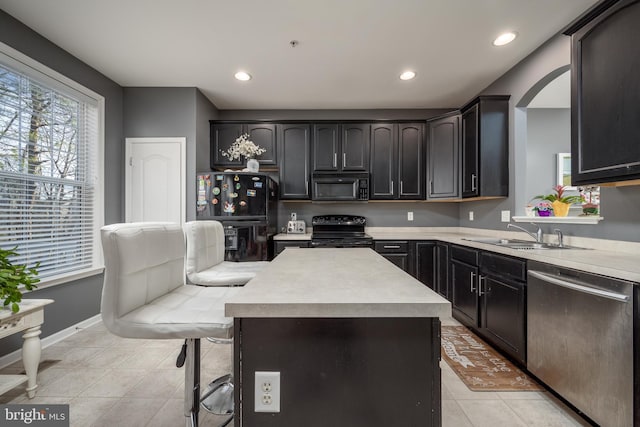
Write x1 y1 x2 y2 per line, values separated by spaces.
234 317 442 427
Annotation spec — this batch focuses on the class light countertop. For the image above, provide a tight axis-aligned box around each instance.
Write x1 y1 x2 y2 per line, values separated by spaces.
274 227 640 283
225 247 452 318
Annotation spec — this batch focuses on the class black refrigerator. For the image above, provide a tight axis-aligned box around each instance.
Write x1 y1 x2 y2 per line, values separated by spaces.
196 172 277 261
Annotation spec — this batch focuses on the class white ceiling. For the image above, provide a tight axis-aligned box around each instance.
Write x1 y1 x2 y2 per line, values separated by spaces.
0 0 597 110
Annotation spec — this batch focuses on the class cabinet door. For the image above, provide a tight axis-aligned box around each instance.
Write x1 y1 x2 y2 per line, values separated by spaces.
427 115 459 199
246 124 277 165
369 124 396 199
312 124 339 171
461 105 479 198
451 259 478 327
279 124 311 199
341 124 370 171
415 241 437 290
380 253 410 272
481 275 525 364
398 123 424 199
211 123 243 167
436 243 450 300
569 0 640 185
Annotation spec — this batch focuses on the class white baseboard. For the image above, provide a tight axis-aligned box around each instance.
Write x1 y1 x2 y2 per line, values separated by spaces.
0 314 102 370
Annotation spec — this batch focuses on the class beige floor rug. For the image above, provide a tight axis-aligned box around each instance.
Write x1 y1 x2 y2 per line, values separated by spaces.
441 325 544 392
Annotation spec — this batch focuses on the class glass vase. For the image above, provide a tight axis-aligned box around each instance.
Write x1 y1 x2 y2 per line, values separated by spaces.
246 158 259 172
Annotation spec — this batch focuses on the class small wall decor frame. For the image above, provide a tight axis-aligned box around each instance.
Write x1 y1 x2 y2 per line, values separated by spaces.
557 153 576 190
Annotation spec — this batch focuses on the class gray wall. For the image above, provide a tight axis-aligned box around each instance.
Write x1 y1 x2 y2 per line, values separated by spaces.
217 109 451 121
0 10 124 356
196 89 220 171
123 87 219 221
277 202 459 231
525 108 571 200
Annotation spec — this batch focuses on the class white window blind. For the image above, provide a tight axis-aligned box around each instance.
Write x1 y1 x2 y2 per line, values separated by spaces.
0 54 101 280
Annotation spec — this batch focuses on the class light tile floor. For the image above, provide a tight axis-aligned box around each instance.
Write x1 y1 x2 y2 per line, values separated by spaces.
0 318 592 427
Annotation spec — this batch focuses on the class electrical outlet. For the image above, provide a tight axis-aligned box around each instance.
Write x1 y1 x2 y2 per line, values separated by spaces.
255 371 280 413
407 211 413 221
469 211 474 221
290 212 297 221
501 210 511 222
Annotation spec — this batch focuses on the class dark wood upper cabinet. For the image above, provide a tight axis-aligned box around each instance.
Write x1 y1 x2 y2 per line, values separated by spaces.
312 124 339 171
211 122 276 168
370 123 424 200
312 123 370 172
398 123 424 199
342 124 370 171
427 113 460 199
245 124 277 165
211 123 243 168
278 124 310 199
461 96 509 199
565 0 640 186
370 124 396 199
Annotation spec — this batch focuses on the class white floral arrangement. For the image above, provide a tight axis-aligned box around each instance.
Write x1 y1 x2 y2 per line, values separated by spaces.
221 133 266 160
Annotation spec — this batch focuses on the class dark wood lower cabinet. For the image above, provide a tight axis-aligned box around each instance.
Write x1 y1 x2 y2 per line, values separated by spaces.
450 245 527 365
450 258 479 326
415 241 450 300
235 317 442 427
273 240 310 256
374 240 413 275
480 275 526 364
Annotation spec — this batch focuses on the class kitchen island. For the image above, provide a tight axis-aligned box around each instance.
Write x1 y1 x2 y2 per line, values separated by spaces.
225 247 451 427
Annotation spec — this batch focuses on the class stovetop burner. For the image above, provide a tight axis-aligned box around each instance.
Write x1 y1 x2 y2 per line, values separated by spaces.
311 215 372 248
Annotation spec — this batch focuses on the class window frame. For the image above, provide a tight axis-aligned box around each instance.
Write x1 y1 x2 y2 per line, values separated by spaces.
0 41 105 289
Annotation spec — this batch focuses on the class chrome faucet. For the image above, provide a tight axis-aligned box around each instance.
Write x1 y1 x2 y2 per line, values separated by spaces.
554 228 564 248
507 223 543 243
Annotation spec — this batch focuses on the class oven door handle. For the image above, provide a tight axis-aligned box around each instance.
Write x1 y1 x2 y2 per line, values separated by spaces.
529 270 630 303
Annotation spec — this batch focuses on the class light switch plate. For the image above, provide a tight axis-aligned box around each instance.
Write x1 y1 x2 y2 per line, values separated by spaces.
469 211 474 221
501 210 511 222
407 211 413 221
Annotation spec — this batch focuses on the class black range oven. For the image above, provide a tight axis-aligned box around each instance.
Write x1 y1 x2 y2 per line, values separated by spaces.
310 215 373 248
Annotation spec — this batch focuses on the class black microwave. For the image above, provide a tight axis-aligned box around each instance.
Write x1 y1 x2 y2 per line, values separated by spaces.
311 172 369 201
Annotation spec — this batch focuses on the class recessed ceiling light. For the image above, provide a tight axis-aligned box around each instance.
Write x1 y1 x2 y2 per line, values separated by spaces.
400 71 416 81
234 71 251 81
493 32 517 46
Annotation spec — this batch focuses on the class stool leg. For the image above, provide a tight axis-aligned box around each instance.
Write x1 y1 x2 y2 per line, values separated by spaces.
184 338 201 427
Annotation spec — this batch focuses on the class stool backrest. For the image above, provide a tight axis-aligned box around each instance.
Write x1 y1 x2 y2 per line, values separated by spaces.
184 221 225 277
100 222 185 331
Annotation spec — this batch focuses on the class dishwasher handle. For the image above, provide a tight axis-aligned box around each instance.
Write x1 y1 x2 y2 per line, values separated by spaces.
528 270 630 303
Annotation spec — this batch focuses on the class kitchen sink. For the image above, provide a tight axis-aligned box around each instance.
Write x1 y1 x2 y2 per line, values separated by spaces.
462 237 587 250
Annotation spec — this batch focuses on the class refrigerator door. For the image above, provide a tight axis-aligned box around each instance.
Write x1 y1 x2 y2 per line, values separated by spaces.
197 172 268 219
222 221 270 261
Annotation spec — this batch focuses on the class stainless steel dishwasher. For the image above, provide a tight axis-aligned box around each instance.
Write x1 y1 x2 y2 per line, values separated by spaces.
527 261 635 427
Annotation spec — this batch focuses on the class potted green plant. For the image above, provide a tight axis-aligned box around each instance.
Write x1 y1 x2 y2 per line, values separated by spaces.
533 185 584 217
0 247 40 313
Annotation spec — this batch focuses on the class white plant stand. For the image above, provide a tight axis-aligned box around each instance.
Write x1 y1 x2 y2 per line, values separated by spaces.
0 299 54 398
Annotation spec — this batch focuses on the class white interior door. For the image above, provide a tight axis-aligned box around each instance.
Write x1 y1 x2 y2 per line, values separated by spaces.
125 137 186 224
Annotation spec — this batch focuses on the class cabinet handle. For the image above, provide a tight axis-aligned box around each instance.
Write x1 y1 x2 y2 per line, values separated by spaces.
471 173 477 191
400 181 404 194
478 275 485 296
333 153 337 168
470 271 476 292
391 180 394 195
383 245 401 249
343 153 346 168
430 180 434 194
